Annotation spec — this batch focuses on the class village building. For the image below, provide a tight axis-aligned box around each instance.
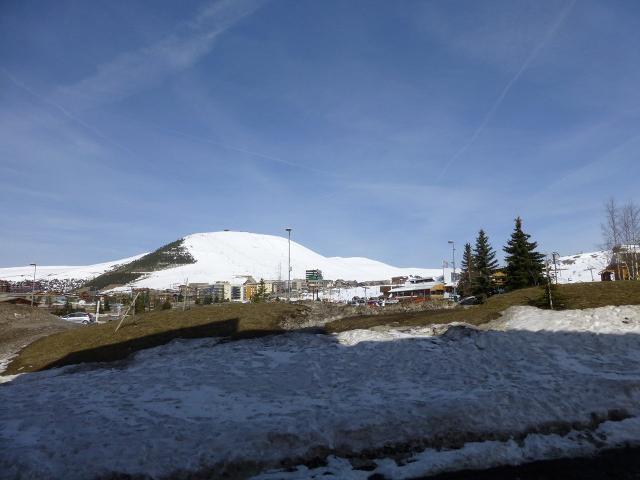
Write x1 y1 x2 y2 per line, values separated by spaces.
212 281 232 302
388 276 439 301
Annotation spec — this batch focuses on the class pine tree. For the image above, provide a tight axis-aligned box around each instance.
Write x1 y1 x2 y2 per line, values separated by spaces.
472 230 499 298
503 217 545 290
161 298 172 310
134 294 146 314
252 279 267 303
458 243 475 298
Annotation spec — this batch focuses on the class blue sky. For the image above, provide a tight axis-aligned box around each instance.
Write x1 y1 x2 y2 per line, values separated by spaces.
1 0 639 268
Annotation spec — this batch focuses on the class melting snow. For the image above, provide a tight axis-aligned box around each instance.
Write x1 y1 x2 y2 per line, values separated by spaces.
1 306 640 478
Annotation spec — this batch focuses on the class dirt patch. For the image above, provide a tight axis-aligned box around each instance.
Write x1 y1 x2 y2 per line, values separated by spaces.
284 300 454 330
0 304 78 374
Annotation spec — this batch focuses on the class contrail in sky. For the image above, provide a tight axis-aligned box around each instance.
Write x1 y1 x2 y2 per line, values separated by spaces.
1 68 137 157
437 0 577 181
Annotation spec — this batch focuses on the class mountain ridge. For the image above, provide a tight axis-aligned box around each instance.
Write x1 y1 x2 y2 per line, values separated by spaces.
0 231 610 290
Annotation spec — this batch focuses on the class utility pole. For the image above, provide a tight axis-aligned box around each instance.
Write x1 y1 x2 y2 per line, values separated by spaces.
545 256 554 310
285 228 292 302
552 252 560 284
183 278 189 311
586 266 596 282
29 263 37 308
448 241 456 299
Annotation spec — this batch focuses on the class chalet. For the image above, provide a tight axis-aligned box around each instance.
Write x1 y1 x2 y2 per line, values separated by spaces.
388 276 439 301
600 263 630 281
491 271 507 287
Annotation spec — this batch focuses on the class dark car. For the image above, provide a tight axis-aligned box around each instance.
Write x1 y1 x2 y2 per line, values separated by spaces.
457 296 481 306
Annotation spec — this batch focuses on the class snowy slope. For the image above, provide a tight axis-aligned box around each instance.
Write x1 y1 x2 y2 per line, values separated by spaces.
110 231 451 289
554 250 609 283
0 232 609 289
0 253 147 282
1 306 639 479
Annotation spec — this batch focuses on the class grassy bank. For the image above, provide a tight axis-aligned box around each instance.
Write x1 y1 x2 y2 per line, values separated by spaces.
5 302 308 375
325 281 640 333
5 281 640 374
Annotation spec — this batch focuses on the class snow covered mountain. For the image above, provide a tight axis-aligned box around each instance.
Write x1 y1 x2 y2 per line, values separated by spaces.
0 254 146 284
554 250 610 284
0 231 612 291
102 231 450 290
0 231 449 291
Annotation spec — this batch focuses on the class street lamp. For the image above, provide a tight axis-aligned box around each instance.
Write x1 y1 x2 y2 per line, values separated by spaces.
285 228 292 302
29 263 37 308
447 241 456 299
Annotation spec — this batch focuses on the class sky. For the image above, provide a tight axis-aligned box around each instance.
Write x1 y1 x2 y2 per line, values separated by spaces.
1 0 639 268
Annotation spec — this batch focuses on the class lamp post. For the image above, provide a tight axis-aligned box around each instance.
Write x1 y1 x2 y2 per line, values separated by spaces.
447 241 456 299
285 228 292 302
29 263 37 308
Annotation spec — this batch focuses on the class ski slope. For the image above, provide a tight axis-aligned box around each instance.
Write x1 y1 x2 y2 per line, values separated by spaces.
125 231 450 289
554 250 609 284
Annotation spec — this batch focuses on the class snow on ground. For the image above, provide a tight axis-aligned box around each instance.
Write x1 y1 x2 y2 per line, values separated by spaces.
254 417 640 480
490 305 640 334
0 253 147 282
1 306 640 479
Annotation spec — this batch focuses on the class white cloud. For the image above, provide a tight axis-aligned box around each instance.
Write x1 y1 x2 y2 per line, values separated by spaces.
55 0 264 110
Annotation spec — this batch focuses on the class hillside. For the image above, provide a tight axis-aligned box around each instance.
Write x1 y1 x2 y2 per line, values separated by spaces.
555 250 610 283
0 253 146 284
0 231 614 291
23 231 452 291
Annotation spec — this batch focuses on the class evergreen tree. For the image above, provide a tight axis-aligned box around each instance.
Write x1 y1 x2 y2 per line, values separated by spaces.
103 297 111 312
63 299 73 315
472 230 499 297
134 294 146 314
161 298 172 310
457 242 475 297
503 217 545 290
252 279 267 303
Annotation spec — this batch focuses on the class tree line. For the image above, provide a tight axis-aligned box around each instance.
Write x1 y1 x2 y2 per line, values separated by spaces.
457 217 545 300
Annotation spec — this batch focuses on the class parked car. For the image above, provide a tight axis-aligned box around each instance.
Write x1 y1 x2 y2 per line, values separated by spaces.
60 312 94 325
457 296 481 306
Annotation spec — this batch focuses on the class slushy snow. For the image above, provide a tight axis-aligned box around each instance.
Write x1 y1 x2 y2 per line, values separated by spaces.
1 305 640 479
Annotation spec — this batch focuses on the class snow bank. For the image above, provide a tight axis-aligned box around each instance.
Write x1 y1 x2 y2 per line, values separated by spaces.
1 306 640 479
494 305 640 334
254 417 640 480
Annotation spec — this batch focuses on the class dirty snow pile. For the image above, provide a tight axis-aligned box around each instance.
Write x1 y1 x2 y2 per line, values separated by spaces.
2 306 640 479
491 305 640 334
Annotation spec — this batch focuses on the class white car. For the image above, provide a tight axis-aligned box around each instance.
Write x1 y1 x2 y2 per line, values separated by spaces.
60 312 94 325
